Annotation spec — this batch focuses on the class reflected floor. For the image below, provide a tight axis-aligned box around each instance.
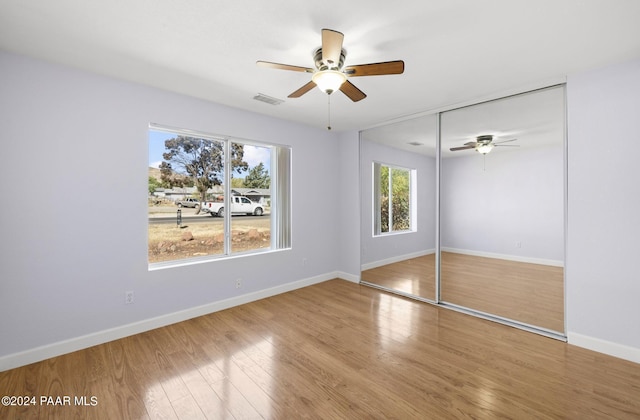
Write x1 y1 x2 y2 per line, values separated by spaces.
361 253 436 300
442 251 564 332
361 251 564 332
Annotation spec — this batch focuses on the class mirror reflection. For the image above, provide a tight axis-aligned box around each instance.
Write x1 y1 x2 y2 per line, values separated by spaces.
440 86 565 332
359 86 565 335
360 114 437 301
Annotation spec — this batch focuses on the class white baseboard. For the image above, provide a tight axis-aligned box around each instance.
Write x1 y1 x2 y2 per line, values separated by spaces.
442 247 564 267
336 271 360 283
567 332 640 364
0 272 338 372
361 249 435 271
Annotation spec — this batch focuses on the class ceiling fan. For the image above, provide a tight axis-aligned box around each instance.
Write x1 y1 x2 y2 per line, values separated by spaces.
449 135 519 155
256 28 405 102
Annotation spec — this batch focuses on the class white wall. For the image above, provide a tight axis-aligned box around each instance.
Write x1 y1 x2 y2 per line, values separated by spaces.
441 145 564 264
359 139 436 267
336 130 362 281
566 57 640 361
0 51 354 369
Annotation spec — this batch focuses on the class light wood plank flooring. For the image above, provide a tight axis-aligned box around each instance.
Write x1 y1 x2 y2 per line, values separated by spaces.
1 279 638 419
362 252 564 332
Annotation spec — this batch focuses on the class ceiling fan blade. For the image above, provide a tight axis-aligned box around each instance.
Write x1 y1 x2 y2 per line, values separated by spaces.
339 80 367 102
493 138 518 145
450 145 476 151
464 141 477 146
494 144 520 147
343 60 405 77
321 29 344 67
288 81 317 98
256 61 313 73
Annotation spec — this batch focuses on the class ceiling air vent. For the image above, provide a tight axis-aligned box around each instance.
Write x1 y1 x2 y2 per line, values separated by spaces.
253 93 284 105
408 141 424 146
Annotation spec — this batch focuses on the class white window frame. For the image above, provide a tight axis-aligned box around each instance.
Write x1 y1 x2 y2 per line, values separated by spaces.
373 161 416 236
148 124 291 269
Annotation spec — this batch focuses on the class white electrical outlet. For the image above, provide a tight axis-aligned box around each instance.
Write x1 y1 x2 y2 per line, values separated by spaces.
516 241 522 248
125 291 134 304
235 278 242 289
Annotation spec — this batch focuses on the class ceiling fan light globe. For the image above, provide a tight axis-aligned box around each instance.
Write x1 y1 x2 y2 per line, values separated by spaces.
476 144 494 154
312 70 347 94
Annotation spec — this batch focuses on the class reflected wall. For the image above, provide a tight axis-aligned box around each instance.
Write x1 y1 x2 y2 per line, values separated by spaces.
440 86 565 332
360 114 437 301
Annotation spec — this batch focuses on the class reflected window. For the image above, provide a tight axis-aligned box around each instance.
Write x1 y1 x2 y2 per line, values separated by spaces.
373 162 415 235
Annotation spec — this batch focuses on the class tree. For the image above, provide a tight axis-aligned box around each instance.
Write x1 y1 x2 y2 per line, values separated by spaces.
161 136 248 213
380 166 410 232
243 162 270 189
231 177 245 188
390 168 410 231
158 163 194 189
148 176 162 195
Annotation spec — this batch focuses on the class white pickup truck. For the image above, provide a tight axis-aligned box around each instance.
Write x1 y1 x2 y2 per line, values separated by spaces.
200 196 264 217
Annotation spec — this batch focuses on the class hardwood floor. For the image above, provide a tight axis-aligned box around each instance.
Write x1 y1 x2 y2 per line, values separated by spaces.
362 252 564 332
2 279 638 419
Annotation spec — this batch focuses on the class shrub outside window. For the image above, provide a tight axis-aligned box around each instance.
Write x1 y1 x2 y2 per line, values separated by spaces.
374 162 415 235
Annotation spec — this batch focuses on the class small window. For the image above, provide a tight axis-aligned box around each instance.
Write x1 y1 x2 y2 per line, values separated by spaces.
373 162 415 235
148 125 291 268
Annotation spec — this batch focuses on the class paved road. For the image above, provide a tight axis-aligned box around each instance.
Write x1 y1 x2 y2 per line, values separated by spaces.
149 214 267 225
149 206 269 223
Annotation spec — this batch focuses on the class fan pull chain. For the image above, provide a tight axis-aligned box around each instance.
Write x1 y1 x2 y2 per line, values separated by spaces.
327 94 332 130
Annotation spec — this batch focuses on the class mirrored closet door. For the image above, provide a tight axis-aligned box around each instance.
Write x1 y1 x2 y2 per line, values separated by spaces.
360 114 437 301
439 86 566 333
359 85 566 337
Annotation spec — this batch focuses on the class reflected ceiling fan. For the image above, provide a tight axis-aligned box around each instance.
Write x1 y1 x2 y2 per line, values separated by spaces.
450 135 519 155
257 28 404 118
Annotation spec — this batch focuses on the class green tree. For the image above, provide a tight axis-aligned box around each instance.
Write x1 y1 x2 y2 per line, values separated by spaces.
391 168 410 230
161 136 248 213
243 162 270 189
159 163 195 189
148 176 162 195
380 166 390 232
231 177 245 188
380 166 410 232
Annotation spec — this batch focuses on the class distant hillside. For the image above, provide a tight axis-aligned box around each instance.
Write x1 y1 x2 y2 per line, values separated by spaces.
149 166 192 186
149 166 162 182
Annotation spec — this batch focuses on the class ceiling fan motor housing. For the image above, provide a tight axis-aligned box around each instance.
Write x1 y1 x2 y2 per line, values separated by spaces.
313 47 346 71
476 135 494 145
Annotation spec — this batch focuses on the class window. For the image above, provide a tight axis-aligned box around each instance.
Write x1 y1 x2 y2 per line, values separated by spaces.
148 125 291 267
373 162 415 235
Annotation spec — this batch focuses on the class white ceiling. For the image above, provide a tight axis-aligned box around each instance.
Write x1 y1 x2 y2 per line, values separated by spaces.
1 1 639 132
